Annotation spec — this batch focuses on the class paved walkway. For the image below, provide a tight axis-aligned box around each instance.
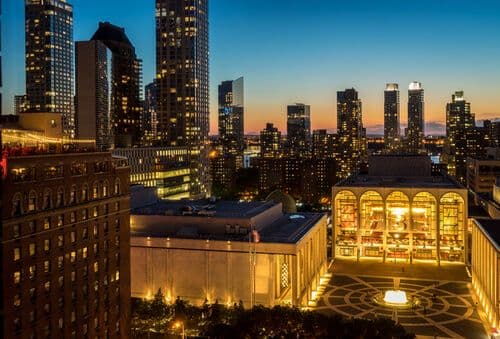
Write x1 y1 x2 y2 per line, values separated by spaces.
314 273 488 339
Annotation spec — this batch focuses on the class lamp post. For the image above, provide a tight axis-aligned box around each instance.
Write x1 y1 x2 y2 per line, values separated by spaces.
173 321 185 339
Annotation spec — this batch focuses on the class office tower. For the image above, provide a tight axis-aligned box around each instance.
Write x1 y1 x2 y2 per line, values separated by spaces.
14 95 27 115
406 82 425 153
312 129 338 159
444 91 478 184
218 77 244 166
156 0 209 197
287 104 311 157
260 123 282 158
337 88 366 179
25 0 74 137
91 22 143 148
75 40 112 150
384 83 400 152
1 151 131 338
143 81 158 143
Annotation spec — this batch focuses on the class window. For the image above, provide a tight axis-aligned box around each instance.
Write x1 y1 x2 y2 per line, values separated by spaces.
14 271 21 284
29 265 36 279
71 271 76 282
93 224 98 237
94 262 99 273
56 187 64 207
82 209 88 220
82 184 88 201
13 224 20 238
44 260 50 273
70 251 76 263
29 243 36 256
44 239 50 252
58 235 64 247
28 191 37 212
43 189 53 210
83 247 88 259
93 206 98 217
103 222 109 234
58 276 64 287
103 180 109 197
70 211 76 223
58 256 64 269
28 221 36 233
57 215 64 227
14 248 20 261
115 201 120 211
44 218 50 230
12 193 23 216
14 294 21 307
71 231 76 243
93 182 99 199
114 179 121 195
70 185 77 204
44 281 50 292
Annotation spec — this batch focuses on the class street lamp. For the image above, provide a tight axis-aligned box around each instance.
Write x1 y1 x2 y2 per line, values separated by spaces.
173 321 185 339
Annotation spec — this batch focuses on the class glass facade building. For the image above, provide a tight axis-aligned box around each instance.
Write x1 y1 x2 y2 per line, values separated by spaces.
406 82 425 153
25 0 74 137
383 83 400 152
287 104 311 158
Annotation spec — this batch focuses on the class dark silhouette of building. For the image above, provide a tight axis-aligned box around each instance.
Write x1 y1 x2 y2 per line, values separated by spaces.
155 0 209 197
444 91 478 184
384 83 400 152
287 104 311 157
337 88 366 179
75 40 112 150
25 0 74 137
1 151 131 338
406 82 425 153
90 22 143 148
218 77 244 167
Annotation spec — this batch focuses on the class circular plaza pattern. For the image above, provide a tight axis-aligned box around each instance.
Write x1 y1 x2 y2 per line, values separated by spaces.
314 274 488 339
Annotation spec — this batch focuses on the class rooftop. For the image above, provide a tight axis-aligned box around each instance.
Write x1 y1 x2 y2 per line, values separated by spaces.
336 174 463 189
132 199 278 219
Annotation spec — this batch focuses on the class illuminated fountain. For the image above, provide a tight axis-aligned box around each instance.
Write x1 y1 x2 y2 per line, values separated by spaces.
373 290 419 309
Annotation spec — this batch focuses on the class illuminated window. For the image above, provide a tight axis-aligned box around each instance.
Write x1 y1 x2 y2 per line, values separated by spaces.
12 193 23 216
359 191 384 257
28 191 37 212
439 193 465 262
334 190 357 257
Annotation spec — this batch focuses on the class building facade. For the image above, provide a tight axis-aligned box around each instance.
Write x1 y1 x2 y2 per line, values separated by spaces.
384 83 400 152
130 200 328 308
406 82 425 153
14 95 27 116
91 22 143 148
312 129 338 159
467 155 500 194
25 0 75 137
471 219 500 331
112 147 192 200
337 88 366 179
218 77 244 165
287 104 311 158
75 40 112 150
1 151 131 338
143 81 158 143
260 123 281 158
333 156 467 265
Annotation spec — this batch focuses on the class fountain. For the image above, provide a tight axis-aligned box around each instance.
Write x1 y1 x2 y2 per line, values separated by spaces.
372 290 419 309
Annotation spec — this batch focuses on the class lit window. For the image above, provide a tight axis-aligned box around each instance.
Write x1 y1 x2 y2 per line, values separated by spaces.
14 271 21 284
29 243 36 256
44 218 50 230
14 248 21 261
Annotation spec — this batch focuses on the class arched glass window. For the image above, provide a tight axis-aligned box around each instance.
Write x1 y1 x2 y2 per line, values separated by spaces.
334 190 357 257
28 191 37 212
359 191 384 257
386 191 410 232
93 182 99 199
12 193 23 216
102 180 109 198
439 193 465 262
412 192 437 260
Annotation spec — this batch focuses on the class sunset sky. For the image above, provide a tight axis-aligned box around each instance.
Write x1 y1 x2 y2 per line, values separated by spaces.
2 0 500 135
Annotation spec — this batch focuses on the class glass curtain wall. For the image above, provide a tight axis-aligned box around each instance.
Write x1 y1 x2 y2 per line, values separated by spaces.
360 191 384 257
412 192 437 260
335 191 357 257
386 191 410 259
439 193 465 262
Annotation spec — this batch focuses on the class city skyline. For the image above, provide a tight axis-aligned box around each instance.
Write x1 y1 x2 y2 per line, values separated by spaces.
2 0 500 135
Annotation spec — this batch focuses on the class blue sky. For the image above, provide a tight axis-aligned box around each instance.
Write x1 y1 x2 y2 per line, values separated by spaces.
2 0 500 134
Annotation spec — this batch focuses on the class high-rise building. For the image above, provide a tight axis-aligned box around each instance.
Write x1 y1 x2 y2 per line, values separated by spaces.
287 104 311 157
143 81 158 143
444 91 478 183
91 22 143 148
406 82 425 153
384 83 400 152
260 123 281 158
25 0 75 137
14 95 27 115
155 0 210 197
218 77 244 166
75 40 112 150
312 129 338 159
337 88 366 179
1 151 131 338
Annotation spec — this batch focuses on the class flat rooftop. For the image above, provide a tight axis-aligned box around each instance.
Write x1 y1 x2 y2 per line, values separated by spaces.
132 199 278 219
336 174 463 189
476 219 500 250
131 211 324 244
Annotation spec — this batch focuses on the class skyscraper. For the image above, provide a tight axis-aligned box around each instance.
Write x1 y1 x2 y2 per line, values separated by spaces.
260 123 282 158
218 77 244 165
287 104 311 157
25 0 74 137
155 0 210 197
91 22 143 148
444 91 478 184
143 81 158 142
406 81 425 153
337 88 366 179
75 40 112 150
312 129 338 159
155 0 209 146
14 95 27 115
384 83 400 152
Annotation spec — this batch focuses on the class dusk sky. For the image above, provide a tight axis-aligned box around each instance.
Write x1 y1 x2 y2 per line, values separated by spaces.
3 0 500 135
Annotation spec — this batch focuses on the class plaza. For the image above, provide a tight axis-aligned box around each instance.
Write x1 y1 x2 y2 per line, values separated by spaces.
313 260 489 338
